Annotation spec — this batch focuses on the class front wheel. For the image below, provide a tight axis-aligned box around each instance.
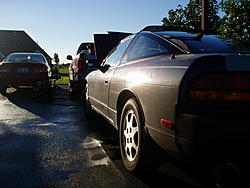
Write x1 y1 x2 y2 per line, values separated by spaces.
119 98 158 172
84 83 95 119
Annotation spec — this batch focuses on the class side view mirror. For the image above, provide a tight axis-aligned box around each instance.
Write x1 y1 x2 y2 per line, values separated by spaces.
99 64 110 73
66 55 73 60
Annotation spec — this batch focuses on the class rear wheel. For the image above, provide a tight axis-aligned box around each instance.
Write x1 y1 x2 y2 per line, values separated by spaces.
38 82 53 101
0 86 7 94
211 162 246 188
119 98 159 172
69 80 84 98
69 82 78 98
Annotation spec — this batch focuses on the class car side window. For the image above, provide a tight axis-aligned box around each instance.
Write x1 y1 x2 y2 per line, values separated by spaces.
104 35 134 67
127 35 170 61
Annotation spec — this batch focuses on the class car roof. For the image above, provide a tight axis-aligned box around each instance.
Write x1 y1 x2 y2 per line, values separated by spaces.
77 42 94 54
9 52 44 56
154 31 205 38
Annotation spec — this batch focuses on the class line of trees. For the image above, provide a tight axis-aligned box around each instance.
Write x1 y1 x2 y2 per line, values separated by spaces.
162 0 250 41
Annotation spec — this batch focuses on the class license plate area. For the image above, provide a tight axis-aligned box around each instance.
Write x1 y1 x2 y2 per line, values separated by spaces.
17 67 29 73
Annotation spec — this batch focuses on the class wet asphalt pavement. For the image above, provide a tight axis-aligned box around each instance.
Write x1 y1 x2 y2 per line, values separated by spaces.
0 86 205 188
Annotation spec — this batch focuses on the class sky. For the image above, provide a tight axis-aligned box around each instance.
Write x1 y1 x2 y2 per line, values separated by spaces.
0 0 190 64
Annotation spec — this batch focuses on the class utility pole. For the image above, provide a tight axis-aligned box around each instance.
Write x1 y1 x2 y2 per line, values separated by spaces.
201 0 208 33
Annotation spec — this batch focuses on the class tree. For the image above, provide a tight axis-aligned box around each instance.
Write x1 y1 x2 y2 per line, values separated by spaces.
54 53 60 65
219 0 250 40
162 5 187 31
162 0 221 33
53 53 60 74
207 0 221 33
185 0 202 31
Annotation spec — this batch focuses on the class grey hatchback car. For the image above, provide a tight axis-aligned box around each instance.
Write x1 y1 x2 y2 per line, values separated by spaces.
85 31 250 185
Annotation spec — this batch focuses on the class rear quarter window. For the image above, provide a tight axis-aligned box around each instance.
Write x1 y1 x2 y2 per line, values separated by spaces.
125 33 183 62
127 35 170 61
169 35 250 53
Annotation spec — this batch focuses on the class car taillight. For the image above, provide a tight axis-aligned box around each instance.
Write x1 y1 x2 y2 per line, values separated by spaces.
189 72 250 102
78 63 84 69
79 53 86 62
78 56 86 70
79 57 86 62
0 68 10 73
34 66 48 73
0 64 10 72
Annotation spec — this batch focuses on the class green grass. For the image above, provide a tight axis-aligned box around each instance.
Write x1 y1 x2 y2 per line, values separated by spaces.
51 68 69 85
54 76 69 85
58 68 69 74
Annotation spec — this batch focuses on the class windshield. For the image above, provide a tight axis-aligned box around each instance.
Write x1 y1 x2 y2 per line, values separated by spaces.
76 43 93 55
3 54 46 63
166 35 250 54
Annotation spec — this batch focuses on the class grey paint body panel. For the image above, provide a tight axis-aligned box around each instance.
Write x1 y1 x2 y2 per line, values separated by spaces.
86 38 250 153
87 54 197 152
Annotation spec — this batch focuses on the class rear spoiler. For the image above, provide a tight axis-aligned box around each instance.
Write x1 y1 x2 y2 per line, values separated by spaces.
94 31 131 64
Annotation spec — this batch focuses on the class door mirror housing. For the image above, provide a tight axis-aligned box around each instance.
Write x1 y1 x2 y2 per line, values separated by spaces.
66 55 73 60
99 64 110 73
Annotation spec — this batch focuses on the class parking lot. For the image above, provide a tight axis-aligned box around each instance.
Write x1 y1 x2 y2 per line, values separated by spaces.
0 86 206 188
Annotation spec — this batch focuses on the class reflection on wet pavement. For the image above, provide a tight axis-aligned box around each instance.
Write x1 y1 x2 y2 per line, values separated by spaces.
0 87 205 188
0 87 117 187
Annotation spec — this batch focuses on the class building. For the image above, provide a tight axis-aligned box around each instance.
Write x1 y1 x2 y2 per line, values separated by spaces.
0 30 52 65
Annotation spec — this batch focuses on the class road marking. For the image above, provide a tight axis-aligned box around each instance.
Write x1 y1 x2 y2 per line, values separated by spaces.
81 136 126 181
81 136 111 167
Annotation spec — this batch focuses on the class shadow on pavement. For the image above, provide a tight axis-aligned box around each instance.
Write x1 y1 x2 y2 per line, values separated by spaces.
0 85 210 188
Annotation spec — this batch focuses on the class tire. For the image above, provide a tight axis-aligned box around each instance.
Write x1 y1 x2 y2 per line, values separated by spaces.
38 83 53 101
44 86 53 101
119 98 158 172
69 85 77 98
211 162 245 188
0 86 7 94
84 83 95 119
85 99 95 119
69 80 84 99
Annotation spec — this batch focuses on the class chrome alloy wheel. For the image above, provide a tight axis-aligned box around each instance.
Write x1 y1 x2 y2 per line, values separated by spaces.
123 109 139 162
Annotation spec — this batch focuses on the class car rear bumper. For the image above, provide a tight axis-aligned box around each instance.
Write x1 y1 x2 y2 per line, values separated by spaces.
0 73 49 88
175 104 250 164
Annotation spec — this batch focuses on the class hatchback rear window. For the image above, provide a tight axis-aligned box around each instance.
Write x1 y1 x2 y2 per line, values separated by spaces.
3 54 46 63
181 35 250 53
162 34 250 54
